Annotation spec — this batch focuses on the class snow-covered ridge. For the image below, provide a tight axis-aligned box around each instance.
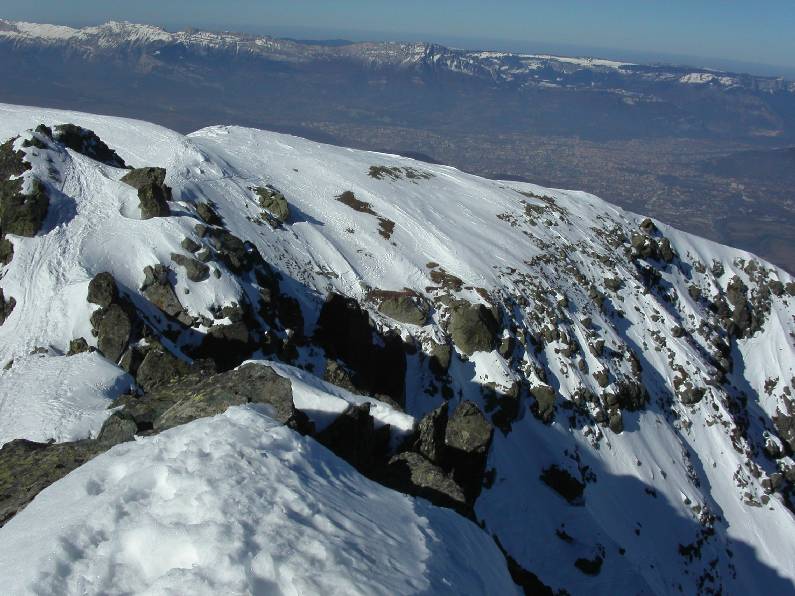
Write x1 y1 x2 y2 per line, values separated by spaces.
0 406 517 594
0 103 793 594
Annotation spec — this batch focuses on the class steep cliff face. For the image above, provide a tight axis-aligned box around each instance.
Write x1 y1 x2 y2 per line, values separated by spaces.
0 103 793 594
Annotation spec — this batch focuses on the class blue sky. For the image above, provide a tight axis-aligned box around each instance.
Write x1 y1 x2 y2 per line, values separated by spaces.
1 1 791 73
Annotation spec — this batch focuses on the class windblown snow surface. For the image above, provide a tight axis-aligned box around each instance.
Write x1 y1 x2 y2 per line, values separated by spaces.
0 103 794 594
0 406 515 595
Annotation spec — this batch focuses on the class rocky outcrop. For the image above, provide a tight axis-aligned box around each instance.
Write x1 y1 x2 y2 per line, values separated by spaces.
256 186 290 225
134 343 192 392
444 401 494 501
0 137 49 237
52 124 127 168
0 438 105 526
384 452 467 513
86 271 118 308
315 403 389 473
390 400 494 510
140 264 190 324
171 253 210 282
374 291 428 325
540 465 585 504
152 363 302 432
315 292 406 405
448 301 499 356
95 304 132 363
120 167 171 219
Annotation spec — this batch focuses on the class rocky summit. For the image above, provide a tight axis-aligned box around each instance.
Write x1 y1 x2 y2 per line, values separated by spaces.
0 102 793 595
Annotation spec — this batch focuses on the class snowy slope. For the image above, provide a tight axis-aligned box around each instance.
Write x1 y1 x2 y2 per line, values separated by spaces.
0 406 517 595
0 103 794 594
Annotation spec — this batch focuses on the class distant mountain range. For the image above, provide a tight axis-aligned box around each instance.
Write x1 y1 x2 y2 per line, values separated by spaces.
1 19 795 275
2 20 792 96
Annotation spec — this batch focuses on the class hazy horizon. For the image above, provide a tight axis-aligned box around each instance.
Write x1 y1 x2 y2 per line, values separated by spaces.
0 0 792 78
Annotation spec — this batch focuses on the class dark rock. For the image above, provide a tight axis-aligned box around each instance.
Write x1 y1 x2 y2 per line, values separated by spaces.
429 342 452 376
612 381 649 411
540 465 585 504
0 438 103 526
658 238 675 262
206 229 255 272
171 253 210 282
95 411 138 446
315 293 406 405
444 401 493 502
726 276 748 307
135 344 192 392
608 410 624 433
0 237 13 266
181 237 201 253
377 293 428 326
256 186 290 224
448 301 499 356
531 384 556 423
415 403 449 464
120 167 171 219
0 289 15 326
498 335 515 359
383 452 467 513
197 321 253 371
679 385 706 405
153 363 298 431
575 555 604 576
141 265 184 318
315 403 387 473
53 124 126 168
196 202 222 226
786 282 795 297
0 163 49 237
87 272 118 308
639 217 658 234
324 359 358 393
67 337 90 356
96 304 131 363
604 277 623 292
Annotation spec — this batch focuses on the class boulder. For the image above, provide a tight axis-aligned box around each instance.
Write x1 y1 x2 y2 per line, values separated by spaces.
445 400 492 454
444 401 493 502
540 465 585 504
315 403 388 473
196 202 223 226
96 304 131 363
95 411 138 446
383 452 467 513
376 293 428 326
0 438 103 526
135 344 192 392
153 363 298 431
120 167 171 219
415 403 449 464
67 337 90 356
448 302 499 356
0 237 13 266
256 186 290 224
87 272 118 308
639 217 658 234
171 253 210 282
0 176 49 237
429 342 452 376
315 292 406 405
531 384 556 423
141 265 184 318
181 237 201 253
53 124 126 168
